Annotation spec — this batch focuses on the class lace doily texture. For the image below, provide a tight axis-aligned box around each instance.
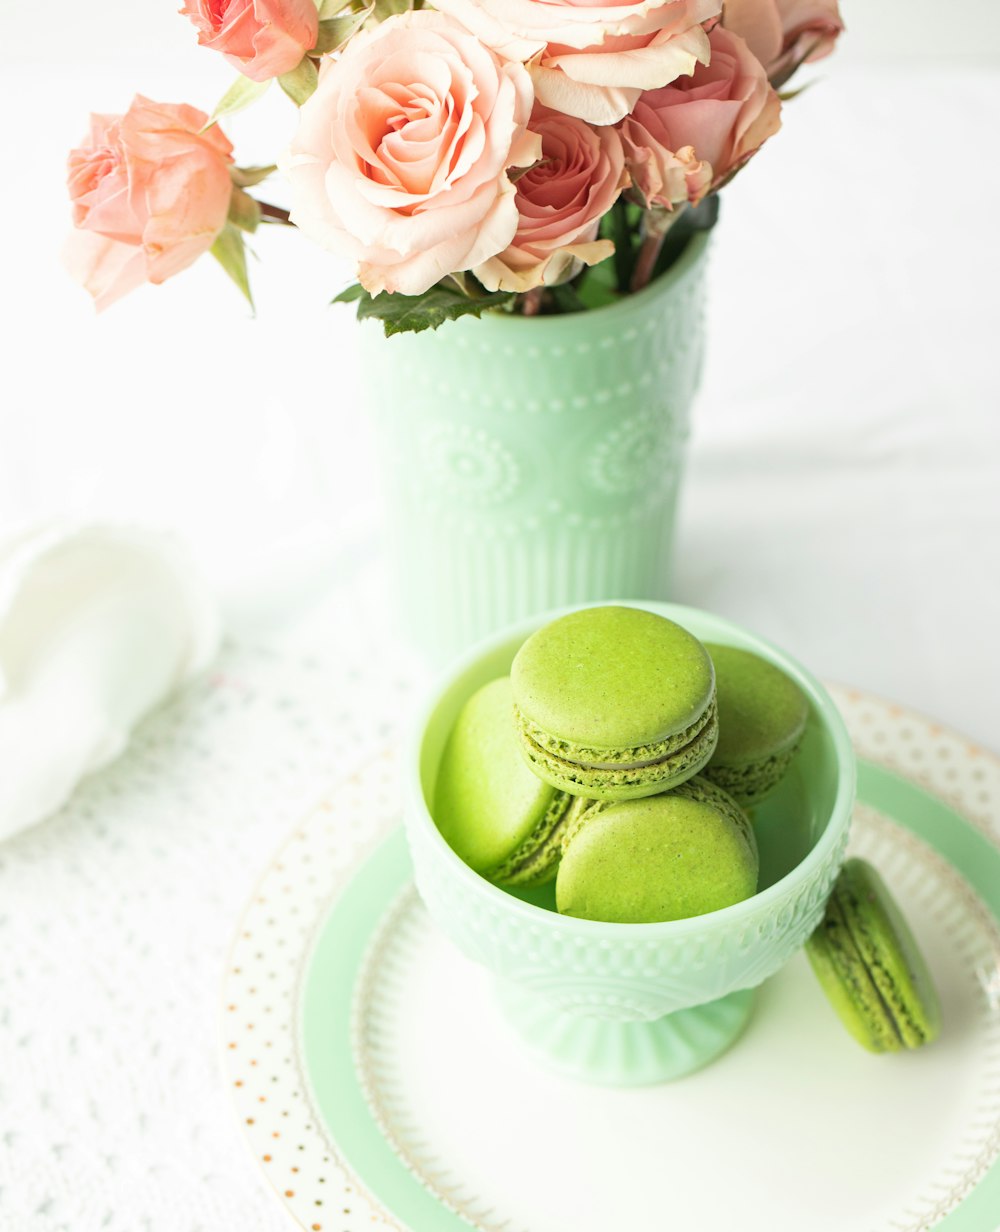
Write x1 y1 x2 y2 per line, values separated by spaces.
0 633 416 1232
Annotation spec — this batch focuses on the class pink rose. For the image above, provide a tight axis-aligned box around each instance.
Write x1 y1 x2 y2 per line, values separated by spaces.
433 0 722 125
64 96 234 311
476 108 628 292
180 0 318 82
620 25 780 210
282 11 541 297
721 0 842 83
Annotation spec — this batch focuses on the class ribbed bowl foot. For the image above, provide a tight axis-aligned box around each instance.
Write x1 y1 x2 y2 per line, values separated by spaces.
495 983 755 1086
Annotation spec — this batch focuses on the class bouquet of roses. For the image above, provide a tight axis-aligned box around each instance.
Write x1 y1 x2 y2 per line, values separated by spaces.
64 0 841 334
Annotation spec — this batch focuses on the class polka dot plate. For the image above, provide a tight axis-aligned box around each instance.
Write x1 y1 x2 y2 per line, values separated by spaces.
222 689 1000 1232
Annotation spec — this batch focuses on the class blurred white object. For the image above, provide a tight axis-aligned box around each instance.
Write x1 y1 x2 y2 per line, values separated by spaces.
0 522 220 840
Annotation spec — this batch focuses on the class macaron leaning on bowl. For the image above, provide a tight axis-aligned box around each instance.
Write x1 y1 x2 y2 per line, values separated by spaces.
805 858 942 1052
510 605 719 801
434 676 573 887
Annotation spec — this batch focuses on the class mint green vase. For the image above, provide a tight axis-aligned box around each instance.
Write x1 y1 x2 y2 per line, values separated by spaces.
363 235 710 666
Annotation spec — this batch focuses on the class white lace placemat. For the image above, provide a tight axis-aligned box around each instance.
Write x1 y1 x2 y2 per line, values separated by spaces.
0 631 418 1232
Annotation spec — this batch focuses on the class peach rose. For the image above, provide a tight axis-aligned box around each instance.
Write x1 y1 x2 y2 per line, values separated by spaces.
64 96 234 311
433 0 722 125
620 25 780 210
476 108 628 292
180 0 318 81
722 0 842 83
282 11 541 296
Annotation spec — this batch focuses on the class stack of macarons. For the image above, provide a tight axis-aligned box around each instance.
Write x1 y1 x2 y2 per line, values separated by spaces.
434 605 809 924
432 604 942 1054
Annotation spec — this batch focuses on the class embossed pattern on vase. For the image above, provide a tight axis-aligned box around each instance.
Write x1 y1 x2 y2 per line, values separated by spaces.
363 237 710 663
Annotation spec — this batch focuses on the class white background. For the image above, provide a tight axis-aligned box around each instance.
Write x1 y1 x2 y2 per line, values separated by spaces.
1 6 1000 1231
3 0 999 740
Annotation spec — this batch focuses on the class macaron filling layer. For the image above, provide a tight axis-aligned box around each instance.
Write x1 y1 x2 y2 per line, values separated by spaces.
704 743 801 805
490 789 573 888
807 895 902 1052
837 870 939 1049
558 795 613 854
515 697 718 795
517 698 718 769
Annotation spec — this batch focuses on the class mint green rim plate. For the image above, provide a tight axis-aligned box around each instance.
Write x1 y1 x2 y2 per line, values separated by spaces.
222 690 1000 1232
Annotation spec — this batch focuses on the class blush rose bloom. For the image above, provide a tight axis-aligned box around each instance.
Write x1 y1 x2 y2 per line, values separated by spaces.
722 0 843 83
64 96 234 311
282 11 541 296
476 108 628 292
180 0 318 81
620 25 780 211
433 0 722 126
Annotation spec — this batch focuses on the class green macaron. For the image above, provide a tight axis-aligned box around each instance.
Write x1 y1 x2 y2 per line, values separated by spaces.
805 858 942 1053
703 643 809 806
555 776 758 923
510 606 719 801
433 677 572 887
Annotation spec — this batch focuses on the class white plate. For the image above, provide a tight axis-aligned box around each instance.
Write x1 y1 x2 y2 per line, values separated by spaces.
222 688 1000 1232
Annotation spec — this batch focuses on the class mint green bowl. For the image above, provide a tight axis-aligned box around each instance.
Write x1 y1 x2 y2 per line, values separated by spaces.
405 601 855 1086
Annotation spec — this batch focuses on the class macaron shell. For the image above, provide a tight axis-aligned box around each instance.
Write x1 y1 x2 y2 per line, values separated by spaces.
703 746 798 808
704 643 809 806
805 858 942 1052
512 606 716 749
559 793 603 855
434 677 562 876
838 859 942 1049
490 789 572 888
670 775 758 870
556 793 759 924
562 777 756 864
805 893 900 1053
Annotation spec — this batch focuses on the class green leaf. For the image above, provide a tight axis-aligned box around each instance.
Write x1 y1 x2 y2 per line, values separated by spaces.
278 56 319 105
605 198 635 296
547 282 587 314
372 0 414 20
230 164 277 189
343 284 515 336
211 223 253 308
651 195 720 282
687 194 720 231
575 257 620 310
204 76 270 130
228 186 261 234
313 7 372 52
316 0 350 16
332 283 366 304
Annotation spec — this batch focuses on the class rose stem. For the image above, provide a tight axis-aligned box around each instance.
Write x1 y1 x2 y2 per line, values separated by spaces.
521 288 544 316
631 230 665 293
258 201 295 226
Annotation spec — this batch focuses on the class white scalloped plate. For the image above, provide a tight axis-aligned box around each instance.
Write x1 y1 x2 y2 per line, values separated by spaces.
221 689 1000 1232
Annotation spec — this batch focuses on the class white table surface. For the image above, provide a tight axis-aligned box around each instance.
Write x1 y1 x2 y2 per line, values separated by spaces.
1 5 999 1229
